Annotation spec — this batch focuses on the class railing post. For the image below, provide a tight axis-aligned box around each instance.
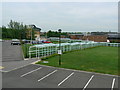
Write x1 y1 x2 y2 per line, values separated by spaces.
36 46 37 58
38 47 40 59
29 46 31 59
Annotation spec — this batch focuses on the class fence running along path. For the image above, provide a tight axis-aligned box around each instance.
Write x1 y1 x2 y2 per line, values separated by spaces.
28 41 120 59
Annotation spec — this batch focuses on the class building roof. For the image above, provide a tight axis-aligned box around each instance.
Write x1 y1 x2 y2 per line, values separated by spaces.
29 25 41 31
108 33 120 39
69 34 84 36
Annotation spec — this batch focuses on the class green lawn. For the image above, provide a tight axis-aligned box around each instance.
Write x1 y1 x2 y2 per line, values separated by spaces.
36 46 118 75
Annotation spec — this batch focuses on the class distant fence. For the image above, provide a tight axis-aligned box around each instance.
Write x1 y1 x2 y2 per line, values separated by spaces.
28 42 120 59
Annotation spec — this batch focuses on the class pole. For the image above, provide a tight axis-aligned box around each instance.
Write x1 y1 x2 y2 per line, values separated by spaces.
31 28 32 45
46 32 47 39
58 29 62 66
59 34 61 66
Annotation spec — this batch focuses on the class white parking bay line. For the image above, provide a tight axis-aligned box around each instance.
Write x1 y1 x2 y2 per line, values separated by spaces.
111 78 116 90
21 67 42 77
38 70 58 82
58 72 74 86
83 75 94 90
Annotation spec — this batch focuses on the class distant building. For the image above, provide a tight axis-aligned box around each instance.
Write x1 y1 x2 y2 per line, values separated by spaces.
107 33 120 43
28 25 41 41
69 32 119 42
81 35 108 42
91 31 118 36
91 32 108 35
69 34 84 39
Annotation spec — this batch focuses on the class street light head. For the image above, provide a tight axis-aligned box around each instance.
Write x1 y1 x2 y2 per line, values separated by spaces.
58 29 62 32
39 28 41 32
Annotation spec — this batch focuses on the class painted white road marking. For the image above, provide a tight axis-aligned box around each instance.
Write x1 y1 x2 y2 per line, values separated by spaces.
111 78 116 90
21 67 42 77
58 72 74 86
83 75 94 90
38 70 58 82
0 70 8 72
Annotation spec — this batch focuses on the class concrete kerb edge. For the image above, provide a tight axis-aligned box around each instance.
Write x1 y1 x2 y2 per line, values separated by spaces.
31 59 41 64
33 64 119 78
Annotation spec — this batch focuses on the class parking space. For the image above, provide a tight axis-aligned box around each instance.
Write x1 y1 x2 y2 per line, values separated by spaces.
20 66 56 81
2 64 119 89
38 69 73 86
57 72 93 88
113 77 118 89
86 75 114 88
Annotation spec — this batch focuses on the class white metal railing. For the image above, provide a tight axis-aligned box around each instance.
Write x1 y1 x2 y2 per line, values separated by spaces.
28 42 120 59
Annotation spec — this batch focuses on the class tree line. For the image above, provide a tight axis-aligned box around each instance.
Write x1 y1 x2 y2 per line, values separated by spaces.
2 20 35 40
1 20 83 40
46 30 69 38
1 20 69 39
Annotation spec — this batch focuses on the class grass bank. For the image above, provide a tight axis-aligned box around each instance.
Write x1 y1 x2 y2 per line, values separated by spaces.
36 47 118 75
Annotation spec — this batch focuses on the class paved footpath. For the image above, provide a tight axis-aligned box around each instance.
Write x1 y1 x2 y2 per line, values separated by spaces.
2 64 119 89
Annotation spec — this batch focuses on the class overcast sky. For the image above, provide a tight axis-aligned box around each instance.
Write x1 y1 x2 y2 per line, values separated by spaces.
1 2 118 32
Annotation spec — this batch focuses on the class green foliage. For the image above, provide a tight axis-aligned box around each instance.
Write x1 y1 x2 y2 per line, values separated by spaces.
0 27 2 39
47 30 68 38
2 20 33 40
8 20 25 30
2 27 28 39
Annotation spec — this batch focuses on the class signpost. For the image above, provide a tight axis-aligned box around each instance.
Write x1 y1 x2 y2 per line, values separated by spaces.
58 29 62 66
58 50 62 55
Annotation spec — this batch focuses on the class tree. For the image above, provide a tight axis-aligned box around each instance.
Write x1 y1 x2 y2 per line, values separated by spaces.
8 20 14 29
2 20 30 39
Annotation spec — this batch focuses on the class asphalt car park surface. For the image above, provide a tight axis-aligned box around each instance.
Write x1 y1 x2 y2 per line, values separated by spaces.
2 40 23 62
2 64 119 89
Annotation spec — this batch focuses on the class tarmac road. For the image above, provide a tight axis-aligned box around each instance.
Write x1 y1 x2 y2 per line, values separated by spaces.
2 40 23 62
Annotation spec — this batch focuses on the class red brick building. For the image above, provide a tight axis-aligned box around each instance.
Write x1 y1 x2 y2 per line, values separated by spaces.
69 34 84 39
81 35 107 42
69 34 107 42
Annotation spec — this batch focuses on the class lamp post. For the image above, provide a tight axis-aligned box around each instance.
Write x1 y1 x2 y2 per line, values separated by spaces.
46 32 48 39
31 28 33 45
58 29 62 66
39 28 41 41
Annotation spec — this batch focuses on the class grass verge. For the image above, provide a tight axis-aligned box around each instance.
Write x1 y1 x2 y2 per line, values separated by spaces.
36 46 118 75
